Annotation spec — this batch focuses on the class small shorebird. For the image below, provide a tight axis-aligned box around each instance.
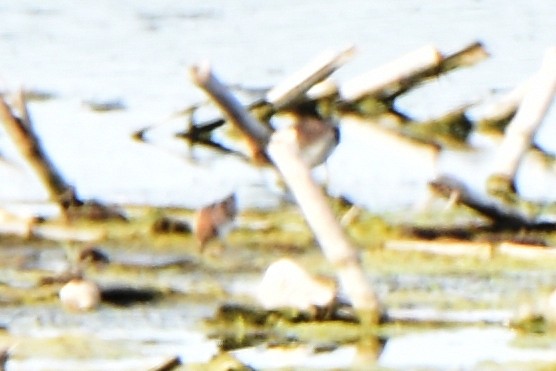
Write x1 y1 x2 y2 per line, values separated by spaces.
194 193 237 253
78 245 110 267
292 114 340 168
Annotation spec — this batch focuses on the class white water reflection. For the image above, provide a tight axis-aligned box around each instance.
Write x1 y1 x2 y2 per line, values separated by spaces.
5 302 556 370
233 344 360 370
381 327 556 370
231 327 556 370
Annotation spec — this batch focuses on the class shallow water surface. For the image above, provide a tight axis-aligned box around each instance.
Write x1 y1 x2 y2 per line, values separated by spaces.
0 237 555 370
1 2 556 370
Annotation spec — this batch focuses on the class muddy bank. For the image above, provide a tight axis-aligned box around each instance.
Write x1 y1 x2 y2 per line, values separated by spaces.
1 206 556 369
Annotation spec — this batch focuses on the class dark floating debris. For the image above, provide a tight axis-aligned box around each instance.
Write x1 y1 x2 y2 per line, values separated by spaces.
23 89 57 102
151 216 192 235
78 245 110 266
148 355 182 371
101 286 162 306
83 98 126 112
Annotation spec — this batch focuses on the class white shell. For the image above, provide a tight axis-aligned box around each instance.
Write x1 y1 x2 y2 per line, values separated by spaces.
257 258 336 311
59 278 101 312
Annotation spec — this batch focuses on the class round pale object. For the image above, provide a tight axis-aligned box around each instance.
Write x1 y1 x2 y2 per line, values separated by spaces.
59 279 101 311
257 258 336 311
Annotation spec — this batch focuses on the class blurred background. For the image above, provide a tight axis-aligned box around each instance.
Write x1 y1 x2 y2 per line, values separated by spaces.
0 0 555 212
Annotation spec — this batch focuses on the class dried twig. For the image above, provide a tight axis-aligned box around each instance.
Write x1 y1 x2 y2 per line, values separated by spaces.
148 356 181 371
430 176 529 227
488 47 556 195
0 93 77 214
0 92 125 221
340 41 488 102
475 78 531 133
266 44 356 109
384 239 493 259
439 41 489 73
340 44 442 102
190 62 272 164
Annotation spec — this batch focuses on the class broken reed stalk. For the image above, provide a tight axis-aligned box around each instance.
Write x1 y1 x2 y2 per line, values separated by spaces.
403 104 474 147
488 47 556 195
148 355 181 371
385 239 493 259
265 44 356 109
190 63 381 325
189 62 272 164
430 176 529 227
385 240 556 261
340 41 488 102
475 78 531 133
340 45 442 102
340 44 442 102
439 41 489 73
0 92 77 214
267 129 381 324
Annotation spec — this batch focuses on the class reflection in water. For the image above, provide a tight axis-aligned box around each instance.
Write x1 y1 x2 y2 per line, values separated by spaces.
232 333 386 369
353 335 387 369
233 344 356 369
379 327 556 369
